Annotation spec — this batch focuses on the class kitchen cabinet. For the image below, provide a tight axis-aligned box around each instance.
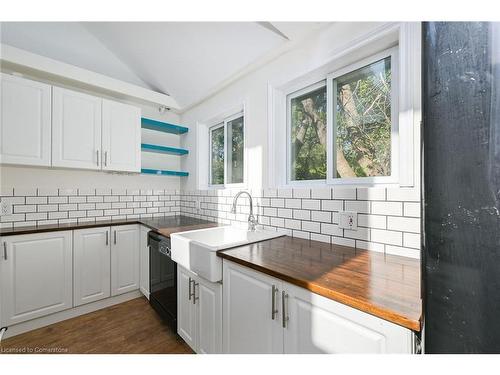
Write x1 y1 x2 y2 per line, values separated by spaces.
102 99 141 172
73 227 111 307
283 282 414 353
222 260 283 354
0 231 73 327
139 225 150 299
222 260 414 354
111 225 140 296
0 73 52 166
177 265 222 353
52 87 102 170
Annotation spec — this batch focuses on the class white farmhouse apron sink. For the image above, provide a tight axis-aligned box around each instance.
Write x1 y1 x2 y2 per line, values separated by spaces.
170 226 285 282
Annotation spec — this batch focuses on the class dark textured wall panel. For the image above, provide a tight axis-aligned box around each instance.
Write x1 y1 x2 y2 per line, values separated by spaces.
423 22 500 353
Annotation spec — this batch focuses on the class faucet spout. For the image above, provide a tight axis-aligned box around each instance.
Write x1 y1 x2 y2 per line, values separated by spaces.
231 191 257 231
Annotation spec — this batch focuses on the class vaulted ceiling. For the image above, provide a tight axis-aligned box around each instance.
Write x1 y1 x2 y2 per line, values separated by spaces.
1 22 326 110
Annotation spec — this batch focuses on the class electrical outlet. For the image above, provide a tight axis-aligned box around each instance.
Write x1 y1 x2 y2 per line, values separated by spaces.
339 211 357 230
1 200 12 216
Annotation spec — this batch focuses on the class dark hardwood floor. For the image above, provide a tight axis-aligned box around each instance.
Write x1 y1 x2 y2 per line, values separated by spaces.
0 297 193 354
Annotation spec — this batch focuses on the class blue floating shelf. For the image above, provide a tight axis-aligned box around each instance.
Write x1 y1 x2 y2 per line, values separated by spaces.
141 117 188 135
141 168 189 177
141 143 188 156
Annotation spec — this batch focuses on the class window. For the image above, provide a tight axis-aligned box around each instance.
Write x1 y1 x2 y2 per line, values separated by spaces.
209 113 244 186
286 48 397 184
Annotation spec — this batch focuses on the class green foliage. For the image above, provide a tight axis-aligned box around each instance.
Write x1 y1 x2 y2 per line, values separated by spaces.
211 126 224 184
290 86 327 181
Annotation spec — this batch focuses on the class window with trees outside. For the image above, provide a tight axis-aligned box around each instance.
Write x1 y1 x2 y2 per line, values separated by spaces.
287 49 396 183
209 114 244 186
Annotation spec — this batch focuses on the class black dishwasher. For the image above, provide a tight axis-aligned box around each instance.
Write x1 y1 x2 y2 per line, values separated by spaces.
148 231 177 332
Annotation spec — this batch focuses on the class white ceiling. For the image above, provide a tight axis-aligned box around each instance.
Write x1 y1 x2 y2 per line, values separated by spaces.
1 22 326 109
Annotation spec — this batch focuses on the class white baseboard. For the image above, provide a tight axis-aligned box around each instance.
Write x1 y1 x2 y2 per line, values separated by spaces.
3 290 143 340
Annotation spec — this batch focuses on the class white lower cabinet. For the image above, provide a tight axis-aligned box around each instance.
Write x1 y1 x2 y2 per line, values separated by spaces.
73 227 111 307
222 260 414 354
222 260 283 354
177 265 222 353
111 225 140 296
0 231 73 327
139 226 150 299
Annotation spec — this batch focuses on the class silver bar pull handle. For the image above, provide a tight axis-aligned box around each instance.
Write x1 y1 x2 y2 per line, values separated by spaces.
271 285 279 320
193 282 199 304
106 230 109 246
96 150 100 166
114 230 116 245
3 242 7 260
282 291 289 328
104 151 108 167
188 277 192 300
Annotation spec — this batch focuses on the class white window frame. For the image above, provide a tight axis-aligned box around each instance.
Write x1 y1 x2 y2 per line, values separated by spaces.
269 23 420 189
286 80 328 187
208 111 245 188
284 47 398 186
326 47 399 185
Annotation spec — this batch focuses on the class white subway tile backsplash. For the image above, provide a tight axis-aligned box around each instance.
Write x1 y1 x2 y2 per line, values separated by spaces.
96 188 112 195
386 188 420 202
26 196 46 204
293 209 310 220
356 187 386 201
78 188 95 196
285 219 301 230
371 229 403 246
59 189 77 196
321 200 343 212
302 199 320 210
387 216 421 233
277 208 293 218
321 223 343 236
37 188 58 196
371 201 403 216
277 189 293 198
345 200 370 214
311 233 330 243
285 199 301 209
385 245 420 259
69 196 86 203
311 188 332 199
14 205 36 213
49 196 68 204
332 187 356 200
356 240 385 253
311 211 331 223
332 236 355 247
358 214 387 229
293 188 310 199
1 188 14 196
404 202 421 217
301 221 320 233
344 227 370 241
26 212 47 221
38 204 58 212
403 232 421 249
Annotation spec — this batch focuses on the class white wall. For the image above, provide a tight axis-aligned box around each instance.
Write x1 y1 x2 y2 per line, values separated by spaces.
181 22 397 191
179 22 422 258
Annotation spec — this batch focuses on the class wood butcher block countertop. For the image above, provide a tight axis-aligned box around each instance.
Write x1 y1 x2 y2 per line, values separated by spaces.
218 236 422 331
0 215 219 237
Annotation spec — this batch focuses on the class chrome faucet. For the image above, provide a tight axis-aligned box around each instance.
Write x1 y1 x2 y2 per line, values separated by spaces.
231 191 258 231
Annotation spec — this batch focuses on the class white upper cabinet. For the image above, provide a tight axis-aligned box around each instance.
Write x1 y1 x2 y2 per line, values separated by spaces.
0 231 73 327
111 225 140 296
73 227 111 307
102 99 141 172
52 87 102 170
0 73 52 166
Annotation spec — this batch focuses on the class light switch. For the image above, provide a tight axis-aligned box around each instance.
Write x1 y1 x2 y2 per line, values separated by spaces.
339 211 357 230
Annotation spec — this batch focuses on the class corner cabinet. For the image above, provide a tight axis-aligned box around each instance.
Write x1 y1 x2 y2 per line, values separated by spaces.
222 260 415 354
177 265 222 354
0 73 52 166
0 231 73 327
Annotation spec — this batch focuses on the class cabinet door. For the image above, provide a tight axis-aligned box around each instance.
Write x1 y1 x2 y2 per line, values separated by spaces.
73 227 111 307
0 73 51 166
139 226 150 299
283 282 413 353
111 225 140 296
52 87 102 170
101 99 141 172
177 265 197 350
0 231 73 327
222 260 283 354
196 276 222 354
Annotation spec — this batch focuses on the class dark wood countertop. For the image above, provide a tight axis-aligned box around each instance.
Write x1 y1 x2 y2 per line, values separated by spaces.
0 215 219 238
217 236 422 331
